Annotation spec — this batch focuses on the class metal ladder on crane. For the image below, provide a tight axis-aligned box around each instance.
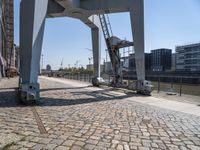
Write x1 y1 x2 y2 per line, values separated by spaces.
99 14 113 43
99 14 122 85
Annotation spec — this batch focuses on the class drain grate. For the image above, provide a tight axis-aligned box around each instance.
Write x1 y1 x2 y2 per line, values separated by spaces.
31 107 47 134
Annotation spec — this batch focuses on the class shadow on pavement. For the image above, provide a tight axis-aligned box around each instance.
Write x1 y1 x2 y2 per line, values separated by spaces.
39 94 131 107
0 89 25 107
0 86 147 108
40 85 92 92
38 88 148 107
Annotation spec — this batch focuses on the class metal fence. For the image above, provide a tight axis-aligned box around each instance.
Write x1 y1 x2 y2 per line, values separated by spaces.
62 73 94 83
54 73 200 96
123 75 200 96
153 77 200 96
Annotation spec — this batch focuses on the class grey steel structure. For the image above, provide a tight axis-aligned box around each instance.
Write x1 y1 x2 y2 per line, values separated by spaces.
19 0 146 102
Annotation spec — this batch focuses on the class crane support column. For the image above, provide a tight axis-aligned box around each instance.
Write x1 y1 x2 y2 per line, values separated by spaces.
86 15 103 86
19 0 48 103
91 27 101 86
130 2 145 81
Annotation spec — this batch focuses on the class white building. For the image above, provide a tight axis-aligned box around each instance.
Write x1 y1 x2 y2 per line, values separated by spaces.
176 43 200 71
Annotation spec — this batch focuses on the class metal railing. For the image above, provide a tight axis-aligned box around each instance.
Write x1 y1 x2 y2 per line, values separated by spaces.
52 73 200 96
123 75 200 96
61 73 94 83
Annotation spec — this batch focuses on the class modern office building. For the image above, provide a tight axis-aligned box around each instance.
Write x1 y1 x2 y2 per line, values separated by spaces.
145 53 151 71
176 43 200 72
124 53 151 71
171 53 176 71
151 48 172 72
0 0 14 77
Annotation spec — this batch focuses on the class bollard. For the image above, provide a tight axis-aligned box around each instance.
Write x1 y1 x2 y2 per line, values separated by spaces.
179 77 183 96
158 77 160 93
171 77 173 89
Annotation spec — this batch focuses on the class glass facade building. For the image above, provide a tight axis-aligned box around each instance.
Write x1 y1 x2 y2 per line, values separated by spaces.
128 53 151 71
151 49 172 72
176 43 200 71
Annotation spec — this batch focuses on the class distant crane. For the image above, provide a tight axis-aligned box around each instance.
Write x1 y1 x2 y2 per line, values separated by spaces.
74 60 80 68
60 58 64 69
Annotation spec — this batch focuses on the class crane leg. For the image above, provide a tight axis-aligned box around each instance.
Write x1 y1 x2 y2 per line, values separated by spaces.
129 1 153 95
129 2 145 81
84 16 103 86
91 27 101 86
19 0 48 103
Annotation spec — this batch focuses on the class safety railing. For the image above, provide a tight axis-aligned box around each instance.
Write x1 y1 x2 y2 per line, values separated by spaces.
52 73 200 96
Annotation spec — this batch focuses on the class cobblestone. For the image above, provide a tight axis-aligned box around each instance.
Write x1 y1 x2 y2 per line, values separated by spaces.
0 77 200 149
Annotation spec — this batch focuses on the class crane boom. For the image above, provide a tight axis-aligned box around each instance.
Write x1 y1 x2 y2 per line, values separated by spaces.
99 14 133 85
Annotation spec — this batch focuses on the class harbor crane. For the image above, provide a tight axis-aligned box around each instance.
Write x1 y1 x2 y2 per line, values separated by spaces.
19 0 152 103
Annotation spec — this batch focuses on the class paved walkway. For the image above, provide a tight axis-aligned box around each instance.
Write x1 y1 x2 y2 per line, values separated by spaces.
0 77 200 150
45 77 200 117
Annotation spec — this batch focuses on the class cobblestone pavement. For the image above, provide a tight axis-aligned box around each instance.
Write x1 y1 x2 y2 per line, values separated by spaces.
0 77 200 150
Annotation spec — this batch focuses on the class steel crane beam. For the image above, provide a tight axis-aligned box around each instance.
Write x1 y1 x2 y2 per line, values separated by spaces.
19 0 147 103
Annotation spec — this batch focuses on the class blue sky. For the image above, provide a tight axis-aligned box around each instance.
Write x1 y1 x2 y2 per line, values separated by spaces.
14 0 200 69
